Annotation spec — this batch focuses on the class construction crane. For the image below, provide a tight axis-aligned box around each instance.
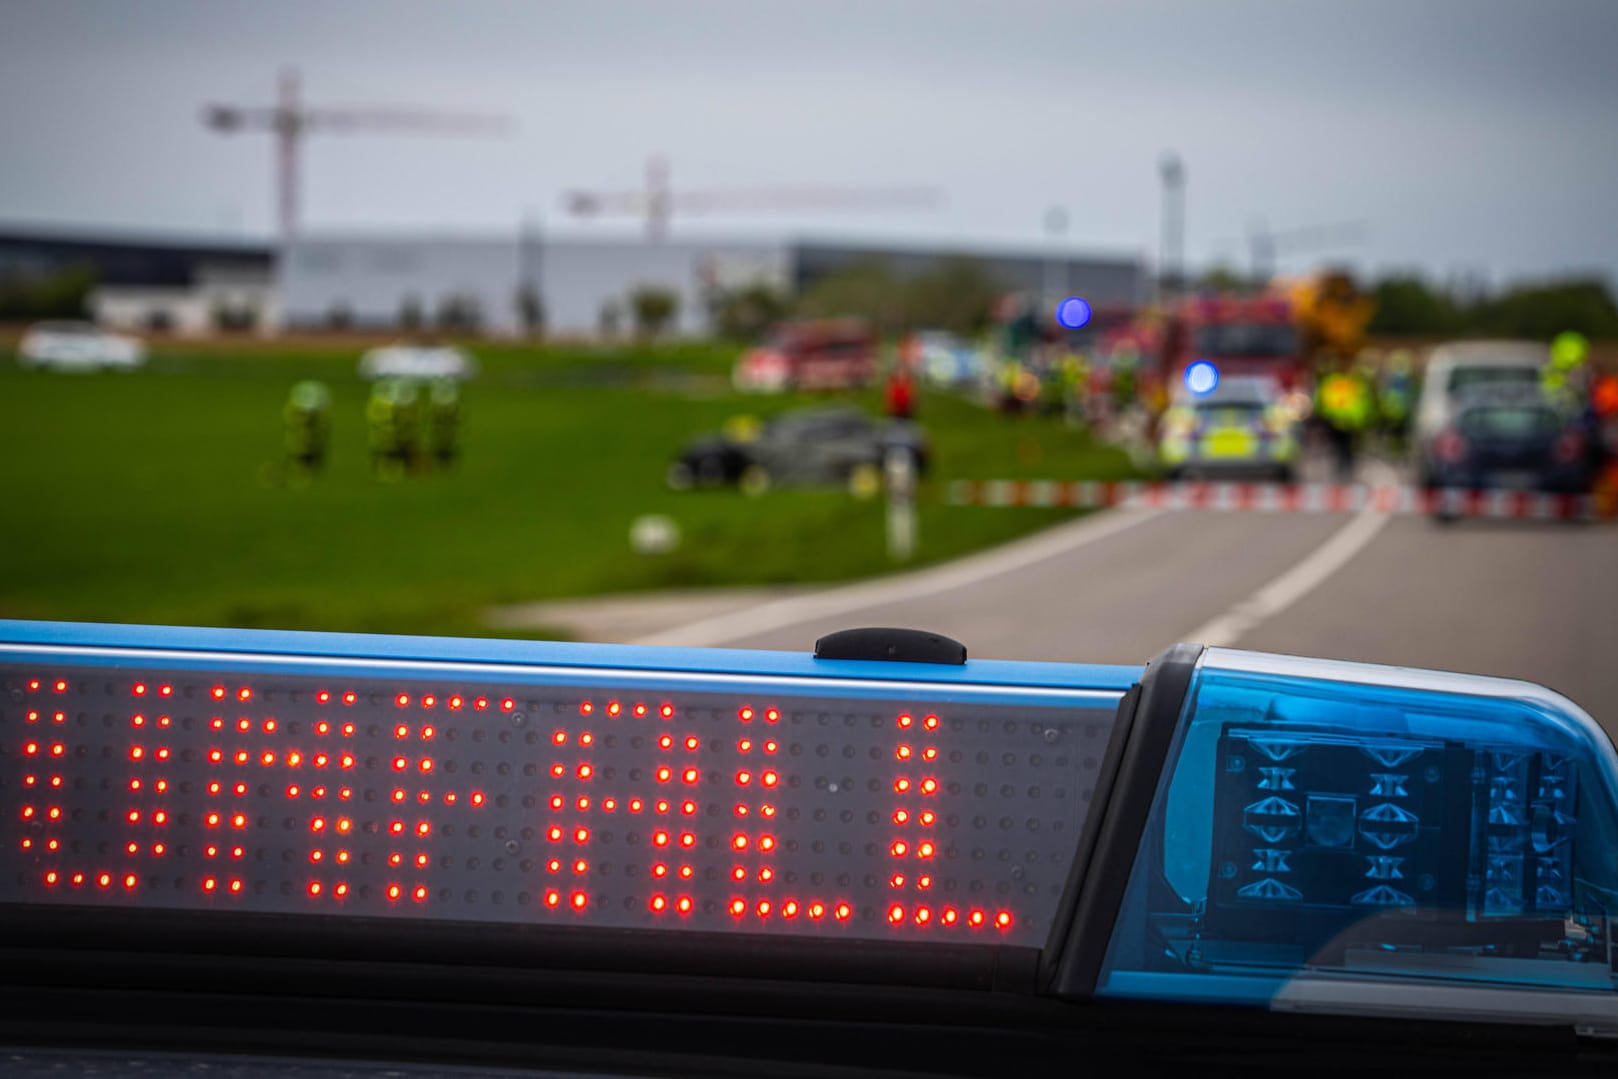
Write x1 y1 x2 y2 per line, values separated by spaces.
202 68 510 247
563 155 943 241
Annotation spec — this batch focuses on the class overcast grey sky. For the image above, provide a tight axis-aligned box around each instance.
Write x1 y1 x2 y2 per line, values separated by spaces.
2 0 1615 285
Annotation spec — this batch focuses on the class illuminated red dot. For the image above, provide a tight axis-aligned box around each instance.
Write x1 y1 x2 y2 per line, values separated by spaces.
783 901 800 919
26 680 40 692
414 886 429 902
760 804 777 818
920 779 938 795
891 841 908 857
889 873 905 889
159 684 173 698
543 889 560 908
387 885 402 901
44 871 57 885
152 843 165 855
395 694 411 708
448 696 463 710
316 691 331 704
46 806 61 821
341 723 355 737
203 877 218 893
755 900 771 918
418 758 433 774
579 732 593 746
25 711 38 724
942 908 958 925
287 785 301 798
133 683 147 697
653 830 670 847
653 863 669 878
660 704 674 719
606 701 621 717
334 883 349 898
738 707 754 722
917 842 935 859
896 745 913 761
570 892 587 910
470 792 485 807
729 899 746 917
342 692 357 706
601 797 616 811
650 894 668 912
572 859 587 873
676 897 692 913
995 912 1013 930
731 834 748 851
736 771 752 786
968 910 985 928
53 680 67 693
236 718 251 733
765 709 779 723
628 798 643 813
684 736 699 751
887 904 905 924
237 688 252 702
654 766 672 783
22 742 37 756
917 875 933 890
923 714 940 731
922 747 938 762
895 778 911 793
758 867 774 882
421 695 436 709
808 902 825 920
915 907 933 925
893 810 909 825
633 703 647 718
547 826 564 842
501 698 515 712
919 810 936 826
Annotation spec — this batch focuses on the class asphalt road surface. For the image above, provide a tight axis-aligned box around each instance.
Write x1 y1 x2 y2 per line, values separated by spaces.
634 502 1618 736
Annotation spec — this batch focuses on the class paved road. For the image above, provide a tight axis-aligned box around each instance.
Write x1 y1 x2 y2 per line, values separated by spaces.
631 503 1618 734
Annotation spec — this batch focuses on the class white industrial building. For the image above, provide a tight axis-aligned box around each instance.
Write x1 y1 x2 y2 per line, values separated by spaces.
278 233 1144 337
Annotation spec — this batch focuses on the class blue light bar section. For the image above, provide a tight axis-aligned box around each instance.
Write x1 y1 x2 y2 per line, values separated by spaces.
1096 649 1618 1032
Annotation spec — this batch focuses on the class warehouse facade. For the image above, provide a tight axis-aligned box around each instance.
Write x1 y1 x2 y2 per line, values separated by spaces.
278 233 1144 336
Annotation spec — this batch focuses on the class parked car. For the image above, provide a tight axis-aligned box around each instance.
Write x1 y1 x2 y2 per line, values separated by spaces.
16 321 146 372
669 406 929 496
358 343 476 381
911 330 988 388
1157 374 1299 481
733 320 876 393
1420 384 1594 511
1412 340 1547 469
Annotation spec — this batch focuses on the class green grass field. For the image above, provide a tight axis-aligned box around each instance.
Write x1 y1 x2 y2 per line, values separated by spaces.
0 339 1138 639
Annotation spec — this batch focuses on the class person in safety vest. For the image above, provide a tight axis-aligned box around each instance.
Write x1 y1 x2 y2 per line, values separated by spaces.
282 380 331 482
1314 359 1375 482
426 379 462 467
1377 349 1416 455
367 378 420 481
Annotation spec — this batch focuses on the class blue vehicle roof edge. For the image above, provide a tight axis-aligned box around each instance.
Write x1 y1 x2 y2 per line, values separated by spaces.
0 619 1143 693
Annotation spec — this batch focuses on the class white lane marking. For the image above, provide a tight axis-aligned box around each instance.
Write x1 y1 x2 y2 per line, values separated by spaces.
1181 464 1400 647
633 507 1166 648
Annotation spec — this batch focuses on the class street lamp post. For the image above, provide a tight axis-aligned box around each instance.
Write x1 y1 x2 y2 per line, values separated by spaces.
1158 153 1185 305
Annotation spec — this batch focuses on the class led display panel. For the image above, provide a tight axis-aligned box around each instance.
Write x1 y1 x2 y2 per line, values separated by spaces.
1 647 1124 949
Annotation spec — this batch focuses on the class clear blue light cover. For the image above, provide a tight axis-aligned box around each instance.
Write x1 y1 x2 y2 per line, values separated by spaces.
1097 649 1618 1033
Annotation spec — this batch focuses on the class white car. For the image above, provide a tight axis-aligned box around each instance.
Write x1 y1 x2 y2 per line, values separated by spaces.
17 321 146 372
358 343 476 382
1413 340 1548 475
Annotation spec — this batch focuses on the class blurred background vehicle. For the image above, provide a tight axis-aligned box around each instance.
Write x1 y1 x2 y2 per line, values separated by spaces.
912 329 987 389
357 341 476 381
733 319 876 393
1420 384 1594 509
1157 372 1299 482
1412 340 1549 479
668 405 928 497
16 320 146 372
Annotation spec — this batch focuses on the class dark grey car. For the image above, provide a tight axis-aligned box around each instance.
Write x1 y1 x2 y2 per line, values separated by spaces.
669 406 930 495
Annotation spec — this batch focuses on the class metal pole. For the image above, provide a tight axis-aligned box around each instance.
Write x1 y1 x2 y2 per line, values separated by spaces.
885 447 917 562
276 68 302 249
1044 206 1068 308
1158 153 1184 304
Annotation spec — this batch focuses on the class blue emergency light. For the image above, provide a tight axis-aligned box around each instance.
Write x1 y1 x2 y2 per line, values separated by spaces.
1 620 1614 1033
1055 296 1092 330
1184 360 1220 395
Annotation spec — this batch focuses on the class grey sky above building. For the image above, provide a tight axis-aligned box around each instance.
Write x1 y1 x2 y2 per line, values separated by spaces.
3 0 1615 287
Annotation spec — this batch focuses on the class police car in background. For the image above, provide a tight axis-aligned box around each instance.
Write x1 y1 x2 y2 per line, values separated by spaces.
1158 367 1301 482
16 321 146 372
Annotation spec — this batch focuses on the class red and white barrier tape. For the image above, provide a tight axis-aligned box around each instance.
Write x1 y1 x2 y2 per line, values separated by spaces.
945 479 1616 521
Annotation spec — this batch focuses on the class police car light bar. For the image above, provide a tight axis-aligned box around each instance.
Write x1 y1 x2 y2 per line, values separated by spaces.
1 620 1614 1034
